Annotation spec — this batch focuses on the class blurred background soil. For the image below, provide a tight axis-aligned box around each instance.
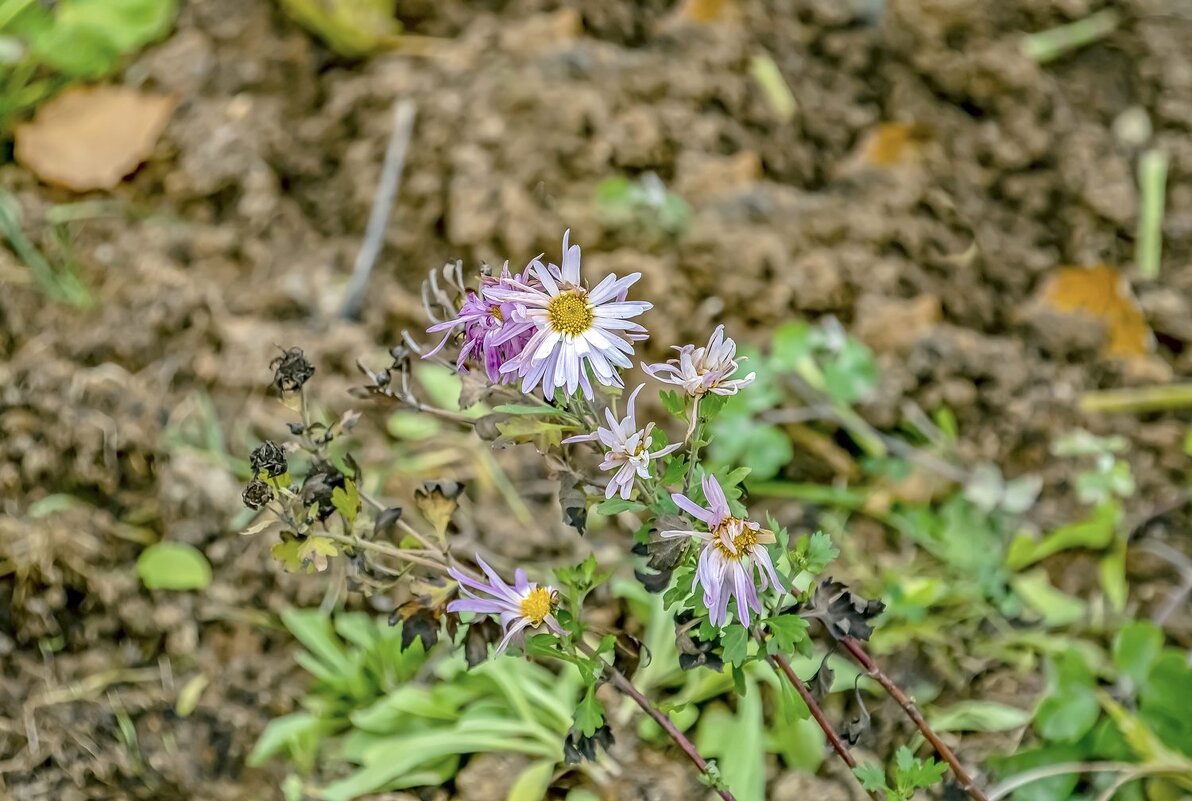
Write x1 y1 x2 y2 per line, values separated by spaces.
0 0 1189 799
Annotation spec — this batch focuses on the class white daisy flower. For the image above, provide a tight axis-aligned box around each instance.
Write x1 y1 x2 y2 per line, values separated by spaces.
562 384 683 500
642 325 755 397
486 230 651 399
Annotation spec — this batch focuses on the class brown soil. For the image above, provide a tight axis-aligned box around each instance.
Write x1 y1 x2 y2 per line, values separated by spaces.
2 1 1190 799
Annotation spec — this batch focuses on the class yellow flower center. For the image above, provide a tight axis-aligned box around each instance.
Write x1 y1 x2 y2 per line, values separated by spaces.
547 291 594 336
519 586 558 626
712 520 759 560
489 304 504 323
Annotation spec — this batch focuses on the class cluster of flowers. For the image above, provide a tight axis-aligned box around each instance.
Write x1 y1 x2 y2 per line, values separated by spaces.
432 231 772 652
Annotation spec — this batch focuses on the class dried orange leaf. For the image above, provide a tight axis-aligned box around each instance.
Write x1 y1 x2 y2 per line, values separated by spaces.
852 122 932 168
15 86 175 192
674 0 734 23
1037 265 1153 359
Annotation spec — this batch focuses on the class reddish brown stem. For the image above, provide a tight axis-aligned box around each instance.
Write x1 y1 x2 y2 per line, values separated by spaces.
575 642 736 801
769 653 883 801
840 638 990 801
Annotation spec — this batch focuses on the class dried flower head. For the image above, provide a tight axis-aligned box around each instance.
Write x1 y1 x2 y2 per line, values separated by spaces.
301 461 346 521
486 230 651 399
271 347 315 393
562 384 682 499
643 325 754 397
241 477 274 510
249 440 288 478
661 474 784 627
424 263 537 383
447 556 565 653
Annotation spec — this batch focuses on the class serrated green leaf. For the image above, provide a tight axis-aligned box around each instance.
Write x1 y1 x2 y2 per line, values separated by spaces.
720 625 749 667
573 685 604 738
799 531 838 574
332 479 360 524
135 542 212 591
765 615 809 656
298 536 338 573
853 762 889 793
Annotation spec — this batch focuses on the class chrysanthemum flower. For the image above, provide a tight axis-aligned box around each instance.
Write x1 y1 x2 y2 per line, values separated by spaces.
486 230 652 399
562 384 683 500
447 556 565 653
660 474 784 627
642 325 755 397
425 264 537 383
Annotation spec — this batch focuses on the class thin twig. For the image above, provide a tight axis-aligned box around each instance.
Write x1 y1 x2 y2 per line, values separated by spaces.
319 531 447 574
839 638 990 801
340 99 417 319
575 640 737 801
769 653 882 801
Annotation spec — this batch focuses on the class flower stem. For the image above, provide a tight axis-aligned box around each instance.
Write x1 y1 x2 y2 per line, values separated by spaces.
768 653 882 801
839 638 990 801
575 641 737 801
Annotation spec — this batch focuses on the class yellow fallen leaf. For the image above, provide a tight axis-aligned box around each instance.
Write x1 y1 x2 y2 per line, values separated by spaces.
1038 265 1153 359
15 86 175 192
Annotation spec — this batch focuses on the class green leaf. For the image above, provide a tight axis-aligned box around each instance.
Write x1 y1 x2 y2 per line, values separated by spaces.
1112 620 1163 688
1139 650 1192 756
853 763 889 794
696 689 765 801
507 759 556 801
593 497 646 516
1010 569 1087 627
892 746 948 796
1099 530 1128 612
928 701 1031 733
297 536 338 573
280 607 352 677
27 0 177 78
659 390 685 418
797 531 838 574
720 626 749 667
1035 652 1100 743
765 615 810 657
248 712 330 767
1006 502 1119 570
573 685 604 738
332 479 360 524
135 542 212 591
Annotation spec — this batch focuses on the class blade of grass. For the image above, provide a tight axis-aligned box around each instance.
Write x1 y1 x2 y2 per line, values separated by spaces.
1135 149 1168 280
1021 9 1119 63
1079 383 1192 414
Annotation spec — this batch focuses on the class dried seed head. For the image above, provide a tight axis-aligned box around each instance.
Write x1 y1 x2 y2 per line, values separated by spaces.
270 347 315 393
241 477 274 510
249 440 288 478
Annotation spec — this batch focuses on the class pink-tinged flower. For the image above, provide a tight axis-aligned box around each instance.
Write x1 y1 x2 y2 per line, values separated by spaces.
643 325 755 397
425 264 537 383
660 474 784 627
562 384 683 500
448 556 565 653
485 230 652 400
